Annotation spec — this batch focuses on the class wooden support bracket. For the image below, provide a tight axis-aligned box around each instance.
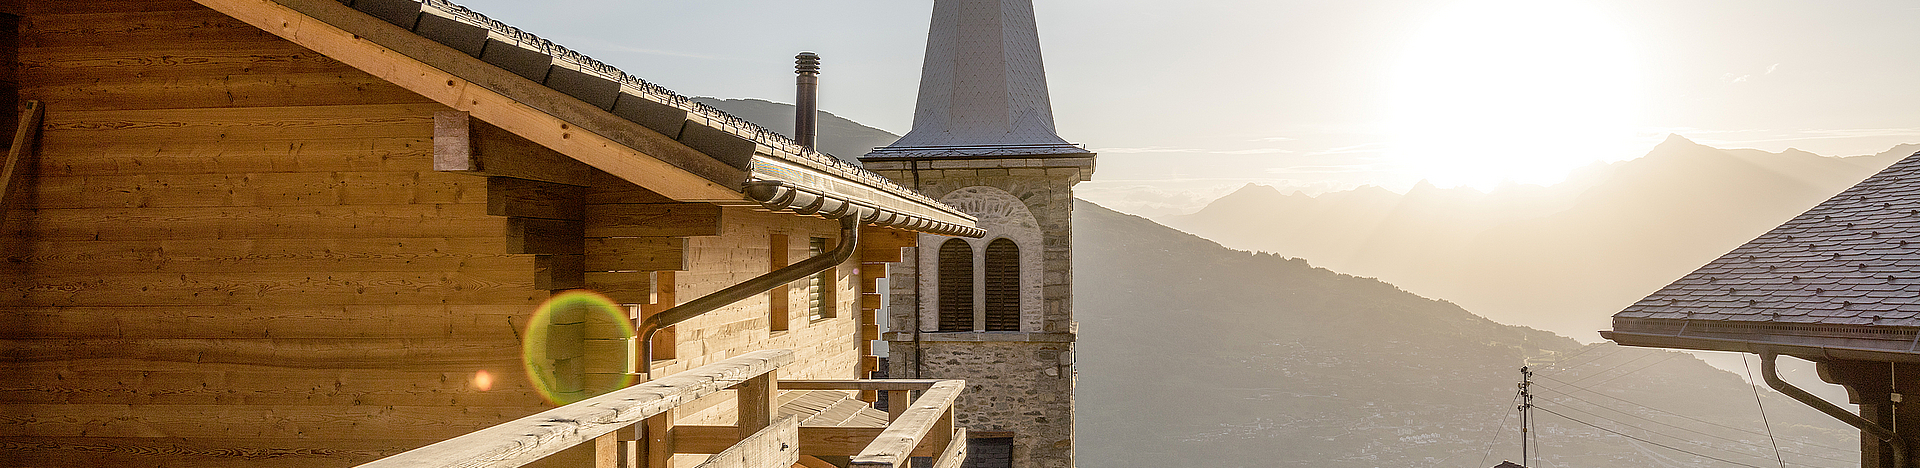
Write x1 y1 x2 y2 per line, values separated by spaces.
0 101 44 231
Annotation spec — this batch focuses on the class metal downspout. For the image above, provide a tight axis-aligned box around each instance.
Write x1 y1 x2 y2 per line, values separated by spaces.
635 213 862 379
1762 352 1908 468
909 160 924 379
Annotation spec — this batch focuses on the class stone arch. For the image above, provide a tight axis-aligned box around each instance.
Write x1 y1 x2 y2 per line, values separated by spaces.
919 186 1044 332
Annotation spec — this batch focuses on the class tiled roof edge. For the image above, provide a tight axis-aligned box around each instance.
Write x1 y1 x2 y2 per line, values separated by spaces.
382 0 958 217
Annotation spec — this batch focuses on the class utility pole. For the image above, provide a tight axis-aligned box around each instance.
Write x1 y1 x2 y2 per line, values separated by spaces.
1520 366 1535 467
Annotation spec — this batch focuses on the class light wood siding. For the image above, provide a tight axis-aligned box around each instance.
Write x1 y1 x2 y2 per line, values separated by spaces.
0 1 865 466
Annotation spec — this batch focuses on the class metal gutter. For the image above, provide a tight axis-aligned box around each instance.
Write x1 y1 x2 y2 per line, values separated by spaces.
1601 330 1920 364
1760 352 1907 468
636 213 861 380
744 179 984 238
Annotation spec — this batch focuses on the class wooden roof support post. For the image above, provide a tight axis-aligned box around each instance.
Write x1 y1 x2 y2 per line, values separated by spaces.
0 100 42 230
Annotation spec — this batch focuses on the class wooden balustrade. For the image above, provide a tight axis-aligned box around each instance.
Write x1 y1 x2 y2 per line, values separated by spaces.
847 380 966 468
352 355 966 468
354 349 792 468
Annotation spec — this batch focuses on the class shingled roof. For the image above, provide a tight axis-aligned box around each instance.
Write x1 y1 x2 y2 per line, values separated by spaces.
243 0 983 237
1603 151 1920 362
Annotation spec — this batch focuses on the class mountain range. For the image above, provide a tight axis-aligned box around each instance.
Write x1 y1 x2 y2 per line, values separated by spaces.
1165 135 1920 341
1073 200 1855 468
711 99 1865 467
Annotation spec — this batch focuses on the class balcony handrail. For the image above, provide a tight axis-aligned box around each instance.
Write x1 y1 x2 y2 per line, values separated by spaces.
355 349 794 468
850 380 966 468
777 379 945 391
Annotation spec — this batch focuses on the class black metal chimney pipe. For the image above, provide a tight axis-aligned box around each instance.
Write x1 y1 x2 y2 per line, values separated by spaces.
794 52 820 150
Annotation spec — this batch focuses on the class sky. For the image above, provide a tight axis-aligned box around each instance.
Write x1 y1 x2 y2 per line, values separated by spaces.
449 0 1920 217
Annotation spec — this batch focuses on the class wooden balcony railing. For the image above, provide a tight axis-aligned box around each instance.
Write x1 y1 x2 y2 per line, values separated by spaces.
355 349 966 468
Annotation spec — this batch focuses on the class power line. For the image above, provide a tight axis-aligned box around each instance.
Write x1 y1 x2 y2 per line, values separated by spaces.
1534 374 1853 452
1582 353 1680 388
1539 344 1609 372
1563 351 1659 385
1475 389 1522 468
1743 355 1788 468
1536 399 1850 468
1540 345 1625 377
1536 406 1779 468
1533 385 1857 464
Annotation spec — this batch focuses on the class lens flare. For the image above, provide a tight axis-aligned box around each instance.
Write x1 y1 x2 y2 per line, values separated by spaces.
522 290 635 405
472 370 494 391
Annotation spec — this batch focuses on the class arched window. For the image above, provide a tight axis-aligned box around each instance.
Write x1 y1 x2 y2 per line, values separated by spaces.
983 239 1020 331
937 239 974 332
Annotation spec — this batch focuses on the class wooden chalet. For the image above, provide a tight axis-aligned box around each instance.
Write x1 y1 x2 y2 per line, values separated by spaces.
0 0 979 467
1604 151 1920 468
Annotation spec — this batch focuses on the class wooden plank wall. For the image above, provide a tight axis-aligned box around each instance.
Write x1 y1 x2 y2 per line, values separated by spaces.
0 1 877 466
0 1 554 466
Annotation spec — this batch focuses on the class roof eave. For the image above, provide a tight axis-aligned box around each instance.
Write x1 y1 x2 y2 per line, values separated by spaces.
1605 321 1920 363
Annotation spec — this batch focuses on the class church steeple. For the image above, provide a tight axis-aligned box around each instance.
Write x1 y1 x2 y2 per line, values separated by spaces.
867 0 1085 157
861 2 1094 468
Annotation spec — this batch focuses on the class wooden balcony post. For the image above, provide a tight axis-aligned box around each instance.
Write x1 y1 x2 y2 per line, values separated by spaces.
597 424 640 468
738 370 778 438
886 391 909 422
931 405 955 450
643 408 678 468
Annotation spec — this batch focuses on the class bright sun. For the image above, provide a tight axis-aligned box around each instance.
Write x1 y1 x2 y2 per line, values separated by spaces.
1389 0 1641 191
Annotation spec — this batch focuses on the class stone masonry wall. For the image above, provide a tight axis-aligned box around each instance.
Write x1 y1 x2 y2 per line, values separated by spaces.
920 341 1074 468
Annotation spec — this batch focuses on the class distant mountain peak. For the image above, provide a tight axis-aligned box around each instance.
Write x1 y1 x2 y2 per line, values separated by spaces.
1658 133 1704 149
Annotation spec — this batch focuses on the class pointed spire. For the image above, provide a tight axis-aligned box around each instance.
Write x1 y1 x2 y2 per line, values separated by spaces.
866 0 1085 158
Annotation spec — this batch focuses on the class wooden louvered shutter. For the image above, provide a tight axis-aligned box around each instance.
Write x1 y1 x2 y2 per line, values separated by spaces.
984 239 1019 331
937 239 974 332
808 237 829 321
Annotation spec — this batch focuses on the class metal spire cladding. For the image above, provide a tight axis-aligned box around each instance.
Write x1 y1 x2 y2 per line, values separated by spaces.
867 0 1086 158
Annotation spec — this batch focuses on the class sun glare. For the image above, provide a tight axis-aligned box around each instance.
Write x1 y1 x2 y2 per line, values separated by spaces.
1389 0 1640 191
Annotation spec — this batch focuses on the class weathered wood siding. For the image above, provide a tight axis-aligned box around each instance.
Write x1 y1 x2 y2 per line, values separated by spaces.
0 1 868 466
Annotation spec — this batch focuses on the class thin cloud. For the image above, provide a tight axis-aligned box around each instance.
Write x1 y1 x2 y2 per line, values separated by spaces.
1264 164 1389 175
1217 148 1297 155
1306 143 1390 156
1723 63 1782 83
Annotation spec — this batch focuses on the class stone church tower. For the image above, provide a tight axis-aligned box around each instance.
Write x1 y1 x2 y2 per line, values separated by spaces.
861 1 1094 468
